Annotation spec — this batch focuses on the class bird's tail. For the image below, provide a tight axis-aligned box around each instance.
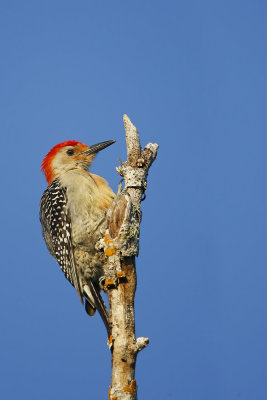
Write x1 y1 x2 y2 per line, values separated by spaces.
83 281 110 335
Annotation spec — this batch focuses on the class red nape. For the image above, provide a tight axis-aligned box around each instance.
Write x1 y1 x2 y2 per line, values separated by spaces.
41 140 85 184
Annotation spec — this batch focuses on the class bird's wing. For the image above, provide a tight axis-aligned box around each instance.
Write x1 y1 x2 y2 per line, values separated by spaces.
40 179 83 303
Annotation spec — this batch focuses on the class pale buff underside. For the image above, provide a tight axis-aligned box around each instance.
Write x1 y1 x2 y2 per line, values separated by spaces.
59 169 115 282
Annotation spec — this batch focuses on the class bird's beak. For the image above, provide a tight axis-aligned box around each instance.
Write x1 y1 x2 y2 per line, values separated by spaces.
80 140 116 156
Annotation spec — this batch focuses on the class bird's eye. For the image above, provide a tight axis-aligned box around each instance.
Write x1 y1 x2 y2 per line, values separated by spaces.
66 149 75 156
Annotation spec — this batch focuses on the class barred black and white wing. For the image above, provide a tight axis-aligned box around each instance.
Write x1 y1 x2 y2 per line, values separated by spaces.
40 178 83 303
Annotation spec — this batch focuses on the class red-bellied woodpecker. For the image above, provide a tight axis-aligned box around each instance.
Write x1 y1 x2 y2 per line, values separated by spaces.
40 140 116 334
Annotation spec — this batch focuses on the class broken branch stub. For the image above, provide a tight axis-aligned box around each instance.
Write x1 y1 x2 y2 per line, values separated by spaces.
123 114 141 167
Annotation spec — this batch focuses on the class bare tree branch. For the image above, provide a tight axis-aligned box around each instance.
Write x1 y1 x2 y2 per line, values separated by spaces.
98 115 158 400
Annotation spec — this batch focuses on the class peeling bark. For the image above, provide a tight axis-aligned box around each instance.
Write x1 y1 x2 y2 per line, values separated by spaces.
99 115 158 400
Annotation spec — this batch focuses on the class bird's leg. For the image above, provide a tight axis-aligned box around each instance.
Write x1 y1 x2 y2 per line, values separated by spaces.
99 275 117 292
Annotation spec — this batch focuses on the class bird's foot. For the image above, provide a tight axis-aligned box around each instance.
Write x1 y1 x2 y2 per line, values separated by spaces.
99 275 117 291
100 271 127 291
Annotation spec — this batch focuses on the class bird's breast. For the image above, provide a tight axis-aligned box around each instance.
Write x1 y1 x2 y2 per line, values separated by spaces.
59 170 115 245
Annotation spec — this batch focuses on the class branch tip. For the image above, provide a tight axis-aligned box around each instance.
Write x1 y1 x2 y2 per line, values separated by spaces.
136 337 149 352
145 142 159 154
123 115 141 164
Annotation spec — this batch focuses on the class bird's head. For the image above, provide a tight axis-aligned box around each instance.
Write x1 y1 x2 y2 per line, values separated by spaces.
41 139 115 184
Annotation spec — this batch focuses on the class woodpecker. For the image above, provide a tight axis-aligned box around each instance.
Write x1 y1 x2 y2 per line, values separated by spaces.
40 139 116 334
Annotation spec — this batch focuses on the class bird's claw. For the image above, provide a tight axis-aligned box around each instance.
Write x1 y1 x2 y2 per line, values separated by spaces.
100 271 127 291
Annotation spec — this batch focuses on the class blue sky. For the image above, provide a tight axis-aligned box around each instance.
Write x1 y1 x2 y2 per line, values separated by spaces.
0 1 266 399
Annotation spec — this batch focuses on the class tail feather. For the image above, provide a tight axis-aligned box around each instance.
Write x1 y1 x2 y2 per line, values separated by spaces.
83 282 110 335
85 299 96 316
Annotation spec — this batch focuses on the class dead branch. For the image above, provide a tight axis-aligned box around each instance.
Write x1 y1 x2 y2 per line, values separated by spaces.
99 115 158 400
